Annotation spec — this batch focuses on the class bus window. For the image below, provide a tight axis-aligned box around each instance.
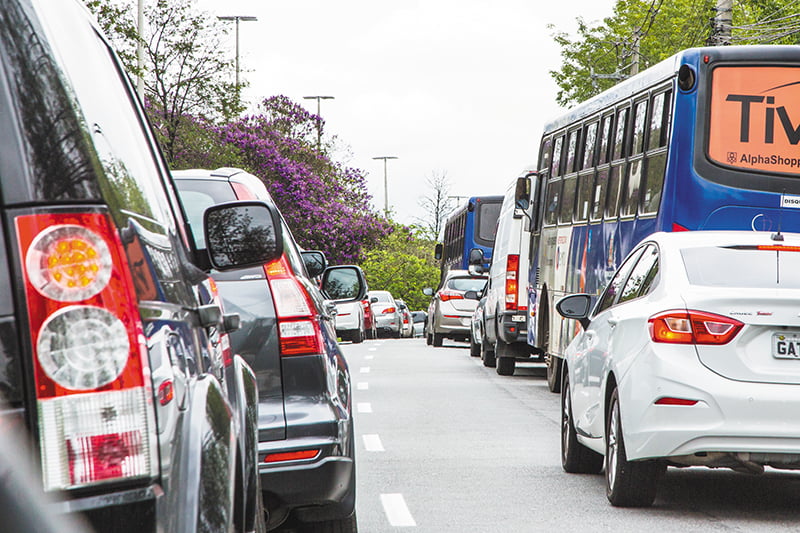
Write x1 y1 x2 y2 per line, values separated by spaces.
540 137 552 171
612 107 629 160
582 121 598 169
565 130 579 174
598 114 613 165
606 163 625 219
642 153 667 214
620 160 643 217
648 91 669 149
551 136 563 177
576 171 593 222
632 99 648 155
560 175 577 224
591 168 609 221
476 200 502 244
544 178 561 226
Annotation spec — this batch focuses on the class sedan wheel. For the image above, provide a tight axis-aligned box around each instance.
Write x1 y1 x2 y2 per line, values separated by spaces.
561 372 603 473
605 388 664 507
469 332 481 357
433 333 444 347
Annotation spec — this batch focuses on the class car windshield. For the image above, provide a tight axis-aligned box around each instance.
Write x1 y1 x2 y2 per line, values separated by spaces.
682 245 800 288
371 292 393 303
447 277 487 292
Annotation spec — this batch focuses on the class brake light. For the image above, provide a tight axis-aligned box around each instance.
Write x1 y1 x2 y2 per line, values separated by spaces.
16 213 156 491
505 254 519 311
263 449 320 463
648 310 743 345
264 256 324 356
382 307 397 314
757 245 800 252
439 291 464 302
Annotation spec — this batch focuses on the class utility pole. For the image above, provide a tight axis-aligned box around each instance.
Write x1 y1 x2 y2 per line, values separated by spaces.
630 31 640 76
217 15 258 87
373 156 398 216
136 0 144 101
303 96 335 151
712 0 733 46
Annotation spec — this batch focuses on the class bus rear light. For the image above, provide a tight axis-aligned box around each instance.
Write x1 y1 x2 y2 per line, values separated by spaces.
38 387 154 490
648 310 743 345
505 254 520 311
158 380 174 406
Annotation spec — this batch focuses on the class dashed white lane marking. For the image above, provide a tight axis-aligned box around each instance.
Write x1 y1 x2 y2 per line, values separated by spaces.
357 402 372 413
365 355 374 360
362 434 384 452
360 367 370 374
368 347 378 352
380 493 416 527
357 382 369 390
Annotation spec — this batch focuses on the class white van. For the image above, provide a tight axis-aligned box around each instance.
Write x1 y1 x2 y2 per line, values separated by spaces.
479 171 542 376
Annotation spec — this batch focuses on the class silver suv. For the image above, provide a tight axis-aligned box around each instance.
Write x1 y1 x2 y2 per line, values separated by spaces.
425 270 487 347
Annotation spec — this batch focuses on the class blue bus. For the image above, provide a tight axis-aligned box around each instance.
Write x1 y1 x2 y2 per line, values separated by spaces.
526 45 800 392
437 195 503 277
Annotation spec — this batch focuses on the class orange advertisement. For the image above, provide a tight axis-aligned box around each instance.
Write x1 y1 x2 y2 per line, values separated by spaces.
709 66 800 175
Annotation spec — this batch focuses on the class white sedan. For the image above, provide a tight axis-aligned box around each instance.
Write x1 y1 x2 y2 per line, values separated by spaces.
556 230 800 507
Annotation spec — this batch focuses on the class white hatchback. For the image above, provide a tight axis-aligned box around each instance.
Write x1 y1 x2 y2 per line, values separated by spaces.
556 230 800 507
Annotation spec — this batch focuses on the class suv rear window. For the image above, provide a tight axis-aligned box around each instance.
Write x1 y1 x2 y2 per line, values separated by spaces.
174 179 237 248
682 245 800 288
447 277 487 292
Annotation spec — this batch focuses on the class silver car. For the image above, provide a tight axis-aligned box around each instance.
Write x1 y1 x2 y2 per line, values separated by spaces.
426 270 487 347
369 290 401 337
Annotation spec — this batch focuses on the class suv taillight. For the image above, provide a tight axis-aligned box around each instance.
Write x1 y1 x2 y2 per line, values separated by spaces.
648 310 743 345
16 213 156 491
264 256 324 356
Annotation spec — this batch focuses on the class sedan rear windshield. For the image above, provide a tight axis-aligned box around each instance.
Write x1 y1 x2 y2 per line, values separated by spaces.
447 277 487 292
682 245 800 288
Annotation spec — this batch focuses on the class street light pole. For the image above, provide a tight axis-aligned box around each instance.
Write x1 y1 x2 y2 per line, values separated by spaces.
373 156 398 216
217 15 258 87
303 96 335 151
136 0 144 101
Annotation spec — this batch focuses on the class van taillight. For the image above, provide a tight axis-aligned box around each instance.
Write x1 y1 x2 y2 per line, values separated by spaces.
505 254 520 311
264 256 324 356
16 213 155 491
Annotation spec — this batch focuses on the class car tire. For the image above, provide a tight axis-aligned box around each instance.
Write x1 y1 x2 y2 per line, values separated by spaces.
433 333 444 347
480 337 496 367
352 326 364 344
296 511 357 533
546 353 562 393
496 356 515 376
561 372 603 474
605 388 664 507
469 332 481 357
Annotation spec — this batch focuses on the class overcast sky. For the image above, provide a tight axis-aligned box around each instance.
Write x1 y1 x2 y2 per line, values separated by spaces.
194 0 617 227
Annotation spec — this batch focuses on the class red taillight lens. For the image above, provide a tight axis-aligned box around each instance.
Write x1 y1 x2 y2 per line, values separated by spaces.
655 397 698 406
265 256 324 356
263 449 320 463
505 254 520 311
17 212 155 491
439 291 463 302
648 310 743 345
382 307 397 314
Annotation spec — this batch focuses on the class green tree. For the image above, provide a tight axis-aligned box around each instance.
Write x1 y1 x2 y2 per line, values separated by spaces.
550 0 800 106
84 0 242 163
360 226 440 311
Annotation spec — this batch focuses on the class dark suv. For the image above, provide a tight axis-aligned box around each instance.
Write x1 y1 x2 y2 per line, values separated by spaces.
173 168 361 532
0 2 273 532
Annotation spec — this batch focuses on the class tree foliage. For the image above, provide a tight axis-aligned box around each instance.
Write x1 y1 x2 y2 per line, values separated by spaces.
550 0 800 106
359 225 440 311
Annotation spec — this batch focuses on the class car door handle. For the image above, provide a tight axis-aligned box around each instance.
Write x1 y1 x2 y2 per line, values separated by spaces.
607 317 618 327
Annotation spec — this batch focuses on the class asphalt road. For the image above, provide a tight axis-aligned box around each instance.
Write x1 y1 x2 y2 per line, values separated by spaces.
274 336 800 532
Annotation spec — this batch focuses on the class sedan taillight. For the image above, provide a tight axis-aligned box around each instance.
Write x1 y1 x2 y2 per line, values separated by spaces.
439 291 464 302
648 310 743 345
16 213 156 491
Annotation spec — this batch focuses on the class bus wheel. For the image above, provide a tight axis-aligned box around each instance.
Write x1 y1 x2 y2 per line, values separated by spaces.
546 354 562 393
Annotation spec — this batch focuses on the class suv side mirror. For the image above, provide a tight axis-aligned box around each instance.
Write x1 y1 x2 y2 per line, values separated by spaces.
422 287 434 297
434 243 443 261
301 250 327 278
321 265 368 301
204 201 284 270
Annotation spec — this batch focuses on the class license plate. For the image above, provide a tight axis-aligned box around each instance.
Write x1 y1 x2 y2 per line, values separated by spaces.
511 315 526 323
773 333 800 359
